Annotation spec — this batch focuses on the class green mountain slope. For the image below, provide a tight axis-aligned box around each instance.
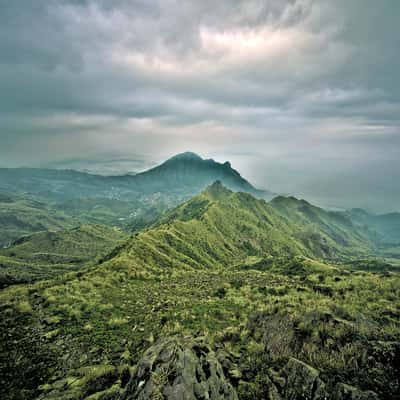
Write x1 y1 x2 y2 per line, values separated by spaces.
0 192 76 247
345 208 400 243
113 182 307 273
108 182 373 279
55 196 166 230
372 212 400 242
0 224 128 287
270 196 375 257
338 209 400 261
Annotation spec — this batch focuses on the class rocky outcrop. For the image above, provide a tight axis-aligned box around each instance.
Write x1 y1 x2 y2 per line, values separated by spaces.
279 358 380 400
120 336 238 400
283 358 326 400
118 340 380 400
333 383 379 400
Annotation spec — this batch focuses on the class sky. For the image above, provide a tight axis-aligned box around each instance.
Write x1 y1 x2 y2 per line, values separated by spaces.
0 0 399 211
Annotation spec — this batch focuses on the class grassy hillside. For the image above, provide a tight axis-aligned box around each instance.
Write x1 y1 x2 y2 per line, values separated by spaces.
55 196 169 230
0 224 128 287
270 196 375 257
113 182 312 275
372 212 400 242
1 183 398 399
0 192 76 247
2 263 398 400
345 208 400 244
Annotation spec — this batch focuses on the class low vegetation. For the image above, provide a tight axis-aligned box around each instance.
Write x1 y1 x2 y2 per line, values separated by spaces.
0 224 128 287
0 193 76 247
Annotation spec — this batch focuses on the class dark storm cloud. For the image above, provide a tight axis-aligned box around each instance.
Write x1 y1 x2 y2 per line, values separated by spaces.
0 0 399 210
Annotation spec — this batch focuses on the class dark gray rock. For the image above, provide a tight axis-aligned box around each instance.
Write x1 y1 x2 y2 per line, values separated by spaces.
333 383 379 400
283 358 325 400
120 336 238 400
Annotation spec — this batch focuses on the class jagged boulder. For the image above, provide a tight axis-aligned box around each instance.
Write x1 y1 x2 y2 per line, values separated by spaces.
283 358 326 400
120 336 238 400
333 383 379 400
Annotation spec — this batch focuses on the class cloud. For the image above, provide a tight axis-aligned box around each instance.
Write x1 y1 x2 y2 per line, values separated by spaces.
0 0 399 211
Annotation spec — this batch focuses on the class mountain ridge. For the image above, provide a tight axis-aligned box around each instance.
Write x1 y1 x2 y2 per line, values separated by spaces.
106 182 376 276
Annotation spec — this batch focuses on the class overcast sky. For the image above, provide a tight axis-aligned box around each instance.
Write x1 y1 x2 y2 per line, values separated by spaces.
1 0 399 211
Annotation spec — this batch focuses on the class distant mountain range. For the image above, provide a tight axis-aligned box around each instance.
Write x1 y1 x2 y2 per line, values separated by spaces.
0 152 399 249
0 152 272 202
343 208 400 243
0 153 273 242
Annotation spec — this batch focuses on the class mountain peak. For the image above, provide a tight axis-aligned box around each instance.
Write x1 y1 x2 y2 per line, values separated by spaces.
128 151 271 198
167 152 203 162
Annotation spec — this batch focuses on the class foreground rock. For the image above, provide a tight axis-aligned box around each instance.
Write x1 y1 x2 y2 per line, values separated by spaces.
283 358 325 400
120 336 238 400
280 358 378 400
333 383 379 400
119 341 380 400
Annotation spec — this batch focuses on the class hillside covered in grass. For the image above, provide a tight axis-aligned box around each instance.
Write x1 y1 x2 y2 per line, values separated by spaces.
1 183 399 400
270 196 375 257
344 208 400 244
0 192 77 248
0 224 128 288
